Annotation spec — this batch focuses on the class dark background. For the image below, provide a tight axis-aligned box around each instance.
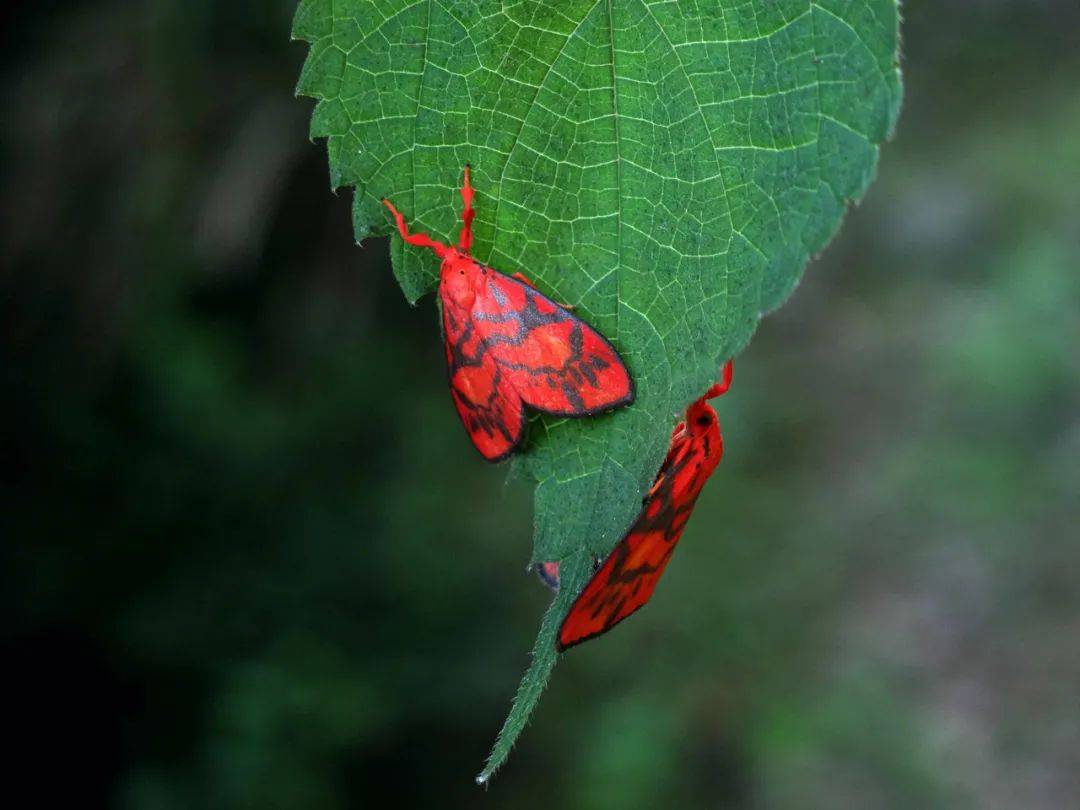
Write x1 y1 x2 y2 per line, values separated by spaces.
3 2 1078 807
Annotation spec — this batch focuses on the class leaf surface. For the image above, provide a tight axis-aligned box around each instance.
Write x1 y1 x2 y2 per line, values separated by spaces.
294 0 902 780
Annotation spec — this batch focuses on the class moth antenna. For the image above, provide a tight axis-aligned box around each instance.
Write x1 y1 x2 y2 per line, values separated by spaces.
382 198 451 259
704 360 734 399
458 164 476 252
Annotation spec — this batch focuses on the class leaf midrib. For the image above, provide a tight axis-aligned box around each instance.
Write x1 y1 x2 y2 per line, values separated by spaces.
488 2 601 271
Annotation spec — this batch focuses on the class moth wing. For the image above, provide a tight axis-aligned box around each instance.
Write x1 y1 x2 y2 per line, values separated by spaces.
557 427 723 651
472 271 634 416
557 385 729 650
443 304 526 462
533 561 561 591
556 506 678 651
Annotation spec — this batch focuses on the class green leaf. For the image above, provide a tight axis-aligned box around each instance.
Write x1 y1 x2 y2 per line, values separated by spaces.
293 0 902 781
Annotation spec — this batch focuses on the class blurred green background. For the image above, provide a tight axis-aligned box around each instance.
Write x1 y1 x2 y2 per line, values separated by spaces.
3 2 1078 808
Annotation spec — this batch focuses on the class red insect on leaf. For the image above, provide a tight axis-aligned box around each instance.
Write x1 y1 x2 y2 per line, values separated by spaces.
553 361 733 651
382 167 635 461
533 561 563 591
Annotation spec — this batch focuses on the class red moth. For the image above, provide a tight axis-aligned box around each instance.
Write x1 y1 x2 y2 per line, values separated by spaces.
382 167 634 461
543 361 733 651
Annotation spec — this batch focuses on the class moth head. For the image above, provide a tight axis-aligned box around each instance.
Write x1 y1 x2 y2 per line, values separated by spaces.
685 362 731 437
440 254 478 309
685 398 717 437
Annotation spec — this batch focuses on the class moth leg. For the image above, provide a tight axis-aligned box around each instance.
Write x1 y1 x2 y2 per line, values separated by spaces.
382 198 451 259
458 164 476 253
644 468 668 501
